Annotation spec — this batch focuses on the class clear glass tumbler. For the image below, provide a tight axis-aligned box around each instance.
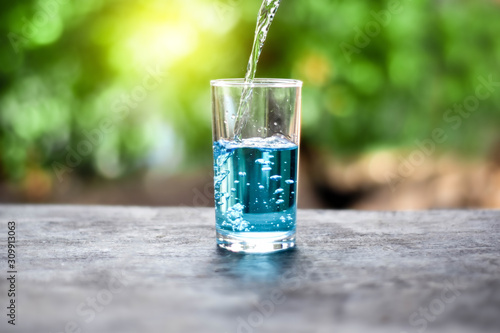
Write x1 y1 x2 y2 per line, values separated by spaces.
211 78 302 253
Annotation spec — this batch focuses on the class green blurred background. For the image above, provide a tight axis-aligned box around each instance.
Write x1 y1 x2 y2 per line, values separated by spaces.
1 0 499 208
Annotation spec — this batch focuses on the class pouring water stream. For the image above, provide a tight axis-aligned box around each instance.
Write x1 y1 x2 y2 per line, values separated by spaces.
233 0 281 140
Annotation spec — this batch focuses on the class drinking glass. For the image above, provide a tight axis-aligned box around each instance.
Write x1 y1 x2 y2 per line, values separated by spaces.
211 78 302 253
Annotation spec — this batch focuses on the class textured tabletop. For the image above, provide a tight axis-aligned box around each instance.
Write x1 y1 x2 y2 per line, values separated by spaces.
0 205 499 333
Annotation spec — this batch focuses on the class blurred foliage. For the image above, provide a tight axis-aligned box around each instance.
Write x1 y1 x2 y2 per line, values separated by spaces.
1 0 499 183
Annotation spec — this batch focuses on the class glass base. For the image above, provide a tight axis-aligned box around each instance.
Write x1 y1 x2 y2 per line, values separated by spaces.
216 229 295 253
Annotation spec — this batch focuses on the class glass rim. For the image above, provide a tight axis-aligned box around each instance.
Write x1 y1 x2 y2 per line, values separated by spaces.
211 78 303 88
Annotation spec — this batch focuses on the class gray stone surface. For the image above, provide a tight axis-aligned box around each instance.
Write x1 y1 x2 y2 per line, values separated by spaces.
0 205 499 333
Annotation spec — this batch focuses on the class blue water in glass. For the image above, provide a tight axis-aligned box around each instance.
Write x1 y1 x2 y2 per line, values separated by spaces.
213 136 298 242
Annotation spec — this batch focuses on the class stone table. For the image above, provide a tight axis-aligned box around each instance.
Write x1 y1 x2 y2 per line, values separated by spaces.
0 205 499 333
